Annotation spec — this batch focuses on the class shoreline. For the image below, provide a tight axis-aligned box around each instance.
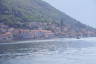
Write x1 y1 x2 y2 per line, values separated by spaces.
0 37 96 44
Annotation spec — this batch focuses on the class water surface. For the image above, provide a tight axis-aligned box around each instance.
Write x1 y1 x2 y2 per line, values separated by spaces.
0 37 96 64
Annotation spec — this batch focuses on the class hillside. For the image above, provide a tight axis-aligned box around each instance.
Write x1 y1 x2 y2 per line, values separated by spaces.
0 0 96 42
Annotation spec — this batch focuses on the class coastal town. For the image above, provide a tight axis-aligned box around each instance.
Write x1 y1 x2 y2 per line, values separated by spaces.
0 22 96 42
0 0 96 43
0 23 56 42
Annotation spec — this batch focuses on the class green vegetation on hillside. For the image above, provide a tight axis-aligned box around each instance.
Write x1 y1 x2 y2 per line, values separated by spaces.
0 0 95 31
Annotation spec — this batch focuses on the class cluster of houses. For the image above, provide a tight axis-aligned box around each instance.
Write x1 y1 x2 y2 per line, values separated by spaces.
13 29 55 40
0 27 56 42
0 23 57 42
0 22 96 42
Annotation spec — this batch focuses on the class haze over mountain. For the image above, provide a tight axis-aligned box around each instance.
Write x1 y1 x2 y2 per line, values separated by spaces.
0 0 96 42
44 0 96 28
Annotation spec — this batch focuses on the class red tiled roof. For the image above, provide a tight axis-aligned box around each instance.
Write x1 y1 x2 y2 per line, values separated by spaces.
0 32 12 37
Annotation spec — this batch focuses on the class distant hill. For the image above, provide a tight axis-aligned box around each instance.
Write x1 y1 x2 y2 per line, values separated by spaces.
0 0 96 41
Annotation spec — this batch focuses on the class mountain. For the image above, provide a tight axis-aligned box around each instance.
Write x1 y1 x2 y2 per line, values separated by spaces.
0 0 96 42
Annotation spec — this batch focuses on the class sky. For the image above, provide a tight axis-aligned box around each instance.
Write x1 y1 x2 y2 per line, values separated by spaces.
44 0 96 28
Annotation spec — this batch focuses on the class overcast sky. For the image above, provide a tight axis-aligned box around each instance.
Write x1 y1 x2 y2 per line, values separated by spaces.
44 0 96 28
